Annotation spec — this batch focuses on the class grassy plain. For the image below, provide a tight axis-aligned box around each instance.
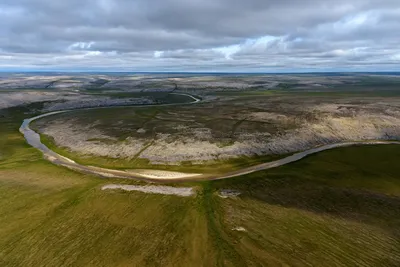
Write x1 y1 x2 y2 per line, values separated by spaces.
85 91 197 104
0 102 400 266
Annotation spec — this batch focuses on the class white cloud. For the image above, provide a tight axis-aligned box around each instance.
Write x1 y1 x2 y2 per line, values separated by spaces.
154 51 164 58
68 42 95 51
0 0 400 71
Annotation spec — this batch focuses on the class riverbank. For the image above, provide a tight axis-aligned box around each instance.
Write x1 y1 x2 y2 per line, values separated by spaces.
20 99 400 182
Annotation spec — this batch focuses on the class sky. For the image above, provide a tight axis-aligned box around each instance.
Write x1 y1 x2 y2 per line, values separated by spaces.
0 0 399 72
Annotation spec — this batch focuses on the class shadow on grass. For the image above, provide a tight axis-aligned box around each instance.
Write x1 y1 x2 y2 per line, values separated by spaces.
210 145 400 235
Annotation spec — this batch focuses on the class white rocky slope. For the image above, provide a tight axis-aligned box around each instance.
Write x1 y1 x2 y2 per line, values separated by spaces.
37 102 400 164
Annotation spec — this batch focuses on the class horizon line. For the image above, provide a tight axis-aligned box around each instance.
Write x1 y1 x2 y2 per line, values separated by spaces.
1 70 400 75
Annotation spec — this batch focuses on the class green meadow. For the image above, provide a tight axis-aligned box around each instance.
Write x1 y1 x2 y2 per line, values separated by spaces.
0 103 399 266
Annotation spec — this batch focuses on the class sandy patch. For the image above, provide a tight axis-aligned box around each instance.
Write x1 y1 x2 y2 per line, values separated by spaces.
232 227 247 232
218 189 242 198
125 169 202 179
101 184 195 196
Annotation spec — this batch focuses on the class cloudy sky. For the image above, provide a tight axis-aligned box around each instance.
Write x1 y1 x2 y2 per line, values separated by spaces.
1 0 399 72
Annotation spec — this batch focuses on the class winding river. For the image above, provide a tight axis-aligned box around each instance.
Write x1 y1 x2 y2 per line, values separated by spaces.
20 93 400 182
